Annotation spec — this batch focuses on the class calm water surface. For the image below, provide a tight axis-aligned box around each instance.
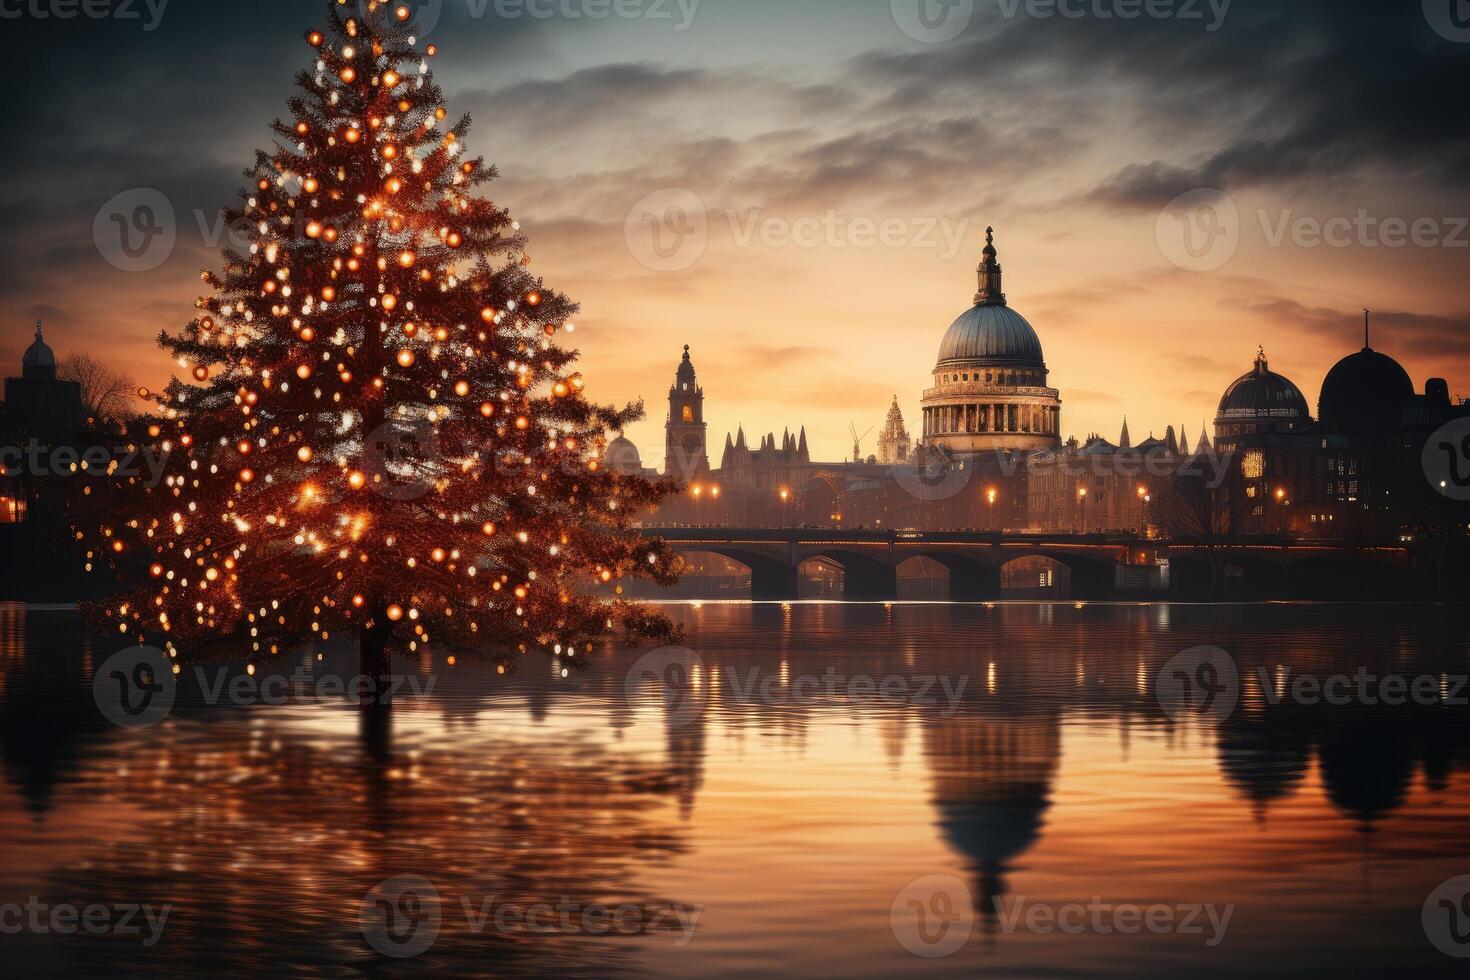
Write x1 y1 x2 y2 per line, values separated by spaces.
1 602 1468 977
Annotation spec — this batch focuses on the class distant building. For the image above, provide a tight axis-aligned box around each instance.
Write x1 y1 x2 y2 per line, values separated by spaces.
876 396 912 464
1 321 84 525
3 321 83 448
920 229 1061 455
664 345 709 479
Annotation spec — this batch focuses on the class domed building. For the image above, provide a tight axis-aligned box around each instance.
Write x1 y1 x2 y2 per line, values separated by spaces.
921 229 1061 454
1213 347 1311 452
3 320 83 448
1317 317 1415 432
602 432 651 477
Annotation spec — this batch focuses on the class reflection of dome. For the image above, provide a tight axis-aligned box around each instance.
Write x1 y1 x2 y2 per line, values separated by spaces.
1318 347 1413 432
22 320 56 379
604 435 644 475
936 305 1045 368
1217 349 1309 422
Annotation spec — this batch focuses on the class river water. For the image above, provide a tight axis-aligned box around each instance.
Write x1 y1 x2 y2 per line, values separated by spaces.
1 602 1467 977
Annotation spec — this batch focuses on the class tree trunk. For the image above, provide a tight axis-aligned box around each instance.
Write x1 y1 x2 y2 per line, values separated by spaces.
359 624 394 711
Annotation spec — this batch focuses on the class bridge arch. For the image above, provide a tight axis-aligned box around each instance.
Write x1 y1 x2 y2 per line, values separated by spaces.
801 548 897 601
905 551 1002 601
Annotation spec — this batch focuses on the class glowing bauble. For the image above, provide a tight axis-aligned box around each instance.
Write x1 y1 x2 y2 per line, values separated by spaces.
382 71 400 87
553 382 569 398
308 31 323 46
481 521 496 536
386 605 405 622
297 447 313 462
447 232 462 248
296 364 312 380
398 249 415 267
453 380 470 397
340 67 357 83
192 366 209 381
305 222 322 238
150 563 164 577
431 548 446 563
321 286 336 302
299 327 315 342
526 292 541 306
395 4 411 21
479 402 495 417
396 349 415 368
347 471 366 490
239 468 255 483
344 129 361 144
382 295 398 311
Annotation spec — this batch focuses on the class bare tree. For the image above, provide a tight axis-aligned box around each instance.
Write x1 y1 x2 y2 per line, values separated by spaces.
1154 449 1255 596
57 353 137 425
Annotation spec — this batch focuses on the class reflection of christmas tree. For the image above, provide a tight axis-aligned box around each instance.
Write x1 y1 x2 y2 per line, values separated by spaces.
80 2 680 682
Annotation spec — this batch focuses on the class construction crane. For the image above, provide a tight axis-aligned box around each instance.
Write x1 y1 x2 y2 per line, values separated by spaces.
849 422 874 463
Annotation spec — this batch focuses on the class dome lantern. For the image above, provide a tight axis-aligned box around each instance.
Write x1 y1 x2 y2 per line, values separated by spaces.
22 319 57 380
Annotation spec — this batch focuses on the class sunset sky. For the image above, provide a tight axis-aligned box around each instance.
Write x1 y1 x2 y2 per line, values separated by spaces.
4 0 1468 467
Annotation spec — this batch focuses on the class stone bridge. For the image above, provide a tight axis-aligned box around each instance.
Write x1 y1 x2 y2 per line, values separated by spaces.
641 527 1416 601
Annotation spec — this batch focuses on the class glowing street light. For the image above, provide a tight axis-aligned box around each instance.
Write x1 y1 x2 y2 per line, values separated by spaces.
779 487 790 528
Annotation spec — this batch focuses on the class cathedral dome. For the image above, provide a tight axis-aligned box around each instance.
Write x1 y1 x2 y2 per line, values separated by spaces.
936 304 1044 368
1318 347 1413 432
1217 349 1309 423
604 434 644 475
21 321 56 379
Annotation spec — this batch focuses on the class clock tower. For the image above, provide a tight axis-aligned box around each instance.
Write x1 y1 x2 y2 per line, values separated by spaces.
665 345 709 478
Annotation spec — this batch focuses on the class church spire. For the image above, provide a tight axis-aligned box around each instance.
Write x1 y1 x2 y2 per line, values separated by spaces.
34 318 43 342
974 226 1007 307
1119 416 1131 449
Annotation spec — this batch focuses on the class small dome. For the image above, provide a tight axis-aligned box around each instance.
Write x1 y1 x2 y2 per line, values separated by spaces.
22 321 56 378
936 304 1045 368
604 434 643 475
1318 347 1413 432
1217 350 1309 423
675 345 696 387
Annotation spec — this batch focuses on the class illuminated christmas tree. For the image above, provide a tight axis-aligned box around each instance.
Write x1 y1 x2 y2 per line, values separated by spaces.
80 1 681 686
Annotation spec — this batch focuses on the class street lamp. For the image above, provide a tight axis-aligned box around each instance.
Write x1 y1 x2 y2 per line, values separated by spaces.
779 487 790 529
1077 486 1088 534
691 483 702 526
985 487 998 530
